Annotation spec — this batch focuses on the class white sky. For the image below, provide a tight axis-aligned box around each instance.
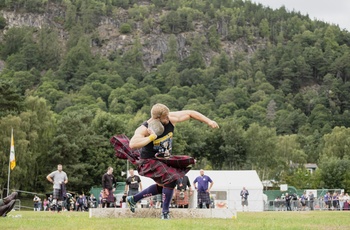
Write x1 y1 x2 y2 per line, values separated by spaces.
252 0 350 31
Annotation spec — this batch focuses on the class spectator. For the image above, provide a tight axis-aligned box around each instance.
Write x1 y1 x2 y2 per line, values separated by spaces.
324 192 331 210
38 197 42 211
300 192 307 211
292 193 299 211
332 192 339 210
125 169 142 196
174 175 192 208
343 193 349 210
46 164 68 213
285 193 292 211
240 187 249 212
102 167 117 208
193 169 214 209
98 190 103 208
121 192 127 208
82 193 88 211
43 198 49 211
47 195 53 211
308 191 315 211
33 195 41 211
76 195 85 212
339 192 345 211
274 197 281 211
89 194 97 208
66 193 75 211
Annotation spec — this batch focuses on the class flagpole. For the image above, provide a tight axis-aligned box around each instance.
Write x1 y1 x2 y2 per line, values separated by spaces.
6 128 13 197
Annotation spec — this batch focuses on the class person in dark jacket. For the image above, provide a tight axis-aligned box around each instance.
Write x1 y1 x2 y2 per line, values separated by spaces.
285 193 292 211
102 166 117 208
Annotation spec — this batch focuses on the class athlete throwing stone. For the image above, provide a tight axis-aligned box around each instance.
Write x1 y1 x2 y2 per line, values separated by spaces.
114 103 219 219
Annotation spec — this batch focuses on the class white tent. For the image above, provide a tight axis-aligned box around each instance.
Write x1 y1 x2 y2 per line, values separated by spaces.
134 170 264 212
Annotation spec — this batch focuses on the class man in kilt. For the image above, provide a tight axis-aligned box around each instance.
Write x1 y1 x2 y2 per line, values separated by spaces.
46 164 68 212
110 103 219 219
102 167 117 208
193 169 214 209
240 187 249 211
174 175 192 208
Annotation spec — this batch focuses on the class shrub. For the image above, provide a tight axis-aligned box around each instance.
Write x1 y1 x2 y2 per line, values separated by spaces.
120 23 132 34
0 16 7 29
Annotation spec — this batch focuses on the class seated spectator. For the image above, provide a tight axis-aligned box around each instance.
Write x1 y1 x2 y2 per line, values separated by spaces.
43 198 48 211
76 195 85 212
33 195 40 211
343 193 349 210
300 192 307 211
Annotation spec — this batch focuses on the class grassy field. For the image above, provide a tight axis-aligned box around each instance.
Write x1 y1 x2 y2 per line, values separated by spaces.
1 210 350 230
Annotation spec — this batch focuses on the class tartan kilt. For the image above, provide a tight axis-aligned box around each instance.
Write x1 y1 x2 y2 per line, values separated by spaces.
110 135 140 165
156 155 195 168
241 198 248 206
102 189 115 203
174 190 190 206
197 191 210 205
137 158 193 185
111 134 195 185
53 189 61 200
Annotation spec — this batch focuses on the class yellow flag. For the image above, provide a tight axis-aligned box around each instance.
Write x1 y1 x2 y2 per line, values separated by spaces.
10 129 16 170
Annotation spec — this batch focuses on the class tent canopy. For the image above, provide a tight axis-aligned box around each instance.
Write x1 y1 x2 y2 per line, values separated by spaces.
185 170 263 190
134 170 264 211
134 170 263 190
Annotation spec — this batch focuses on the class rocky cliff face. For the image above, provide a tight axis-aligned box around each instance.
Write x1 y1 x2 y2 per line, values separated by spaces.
1 7 259 71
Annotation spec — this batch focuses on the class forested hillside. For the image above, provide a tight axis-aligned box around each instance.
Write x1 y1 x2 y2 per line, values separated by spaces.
1 0 350 194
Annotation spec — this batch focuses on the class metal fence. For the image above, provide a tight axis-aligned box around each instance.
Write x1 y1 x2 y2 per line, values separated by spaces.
264 198 349 211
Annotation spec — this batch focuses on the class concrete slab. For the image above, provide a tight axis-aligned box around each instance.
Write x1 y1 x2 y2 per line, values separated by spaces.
89 208 237 219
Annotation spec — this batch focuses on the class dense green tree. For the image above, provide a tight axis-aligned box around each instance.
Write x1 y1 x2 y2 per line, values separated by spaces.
0 80 23 117
47 109 104 192
34 70 66 107
64 1 77 30
276 134 307 167
179 68 205 86
259 18 270 39
0 116 26 191
59 36 94 90
207 25 220 51
244 123 278 180
37 27 62 70
164 34 179 63
280 168 314 189
318 156 350 189
0 96 55 192
79 81 112 104
178 36 206 71
308 104 333 131
118 36 144 81
218 120 246 169
0 15 6 29
321 126 350 159
1 27 29 59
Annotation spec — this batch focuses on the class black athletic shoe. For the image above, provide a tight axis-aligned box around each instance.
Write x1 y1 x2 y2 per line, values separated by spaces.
126 196 136 213
161 212 170 220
